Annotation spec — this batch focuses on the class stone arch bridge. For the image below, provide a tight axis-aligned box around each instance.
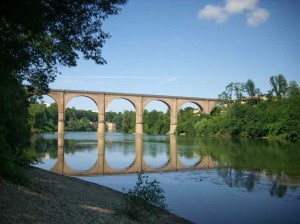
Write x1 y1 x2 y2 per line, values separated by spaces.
48 89 217 135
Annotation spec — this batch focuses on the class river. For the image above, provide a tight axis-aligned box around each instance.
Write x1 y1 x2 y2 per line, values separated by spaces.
32 132 300 224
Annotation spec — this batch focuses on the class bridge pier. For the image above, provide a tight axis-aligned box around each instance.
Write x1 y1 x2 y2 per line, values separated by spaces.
169 124 177 135
135 123 143 135
97 122 106 135
53 91 66 134
57 112 65 134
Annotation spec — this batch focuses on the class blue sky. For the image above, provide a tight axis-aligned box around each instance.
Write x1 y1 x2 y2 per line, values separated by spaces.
48 0 300 111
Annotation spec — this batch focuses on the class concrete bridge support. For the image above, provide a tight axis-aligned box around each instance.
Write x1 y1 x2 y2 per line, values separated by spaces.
135 97 144 135
97 95 106 136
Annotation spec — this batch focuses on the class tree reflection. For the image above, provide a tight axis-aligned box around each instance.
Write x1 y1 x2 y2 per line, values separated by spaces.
270 181 287 198
32 132 300 198
217 168 298 198
217 168 260 191
31 134 58 159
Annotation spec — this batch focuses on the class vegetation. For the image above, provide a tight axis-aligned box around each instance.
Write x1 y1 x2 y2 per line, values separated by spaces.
143 110 170 134
122 172 167 220
0 0 127 182
29 103 171 134
0 76 35 183
176 75 300 140
106 109 170 134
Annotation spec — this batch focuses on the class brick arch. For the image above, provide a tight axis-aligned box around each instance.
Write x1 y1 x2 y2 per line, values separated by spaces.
64 93 99 111
142 98 171 111
177 100 204 113
45 93 58 105
177 101 204 112
104 95 137 112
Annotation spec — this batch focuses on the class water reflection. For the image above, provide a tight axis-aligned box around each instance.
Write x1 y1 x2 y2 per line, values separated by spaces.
32 133 300 223
32 133 300 199
48 134 216 176
105 133 136 169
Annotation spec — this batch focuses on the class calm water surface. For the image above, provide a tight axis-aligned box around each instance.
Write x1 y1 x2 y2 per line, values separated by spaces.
32 132 300 224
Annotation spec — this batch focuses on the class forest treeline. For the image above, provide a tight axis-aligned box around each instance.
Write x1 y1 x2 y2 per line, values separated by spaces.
28 104 170 135
176 74 300 140
29 74 300 140
176 96 300 140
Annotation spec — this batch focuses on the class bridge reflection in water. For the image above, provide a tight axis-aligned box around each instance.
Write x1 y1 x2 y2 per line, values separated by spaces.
51 134 217 176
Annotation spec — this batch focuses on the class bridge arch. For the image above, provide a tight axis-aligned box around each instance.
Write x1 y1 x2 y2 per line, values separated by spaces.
47 89 217 135
64 94 99 111
105 95 143 134
104 96 137 112
44 94 58 105
143 100 170 135
143 97 177 134
177 100 204 113
143 98 171 110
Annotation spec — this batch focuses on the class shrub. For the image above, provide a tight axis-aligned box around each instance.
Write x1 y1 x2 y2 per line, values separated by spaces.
122 172 167 220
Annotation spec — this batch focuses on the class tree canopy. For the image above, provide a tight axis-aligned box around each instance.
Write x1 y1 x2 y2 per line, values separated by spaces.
178 75 300 140
218 79 262 102
0 0 127 93
0 0 127 182
269 74 288 98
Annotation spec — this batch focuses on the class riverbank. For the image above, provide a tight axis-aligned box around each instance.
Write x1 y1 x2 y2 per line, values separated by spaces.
0 167 191 224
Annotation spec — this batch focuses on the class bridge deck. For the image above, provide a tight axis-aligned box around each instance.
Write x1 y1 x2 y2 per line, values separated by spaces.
50 89 217 101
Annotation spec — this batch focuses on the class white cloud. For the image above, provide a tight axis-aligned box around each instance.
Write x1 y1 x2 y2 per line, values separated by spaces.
225 0 257 14
198 0 269 27
247 8 270 27
198 4 228 23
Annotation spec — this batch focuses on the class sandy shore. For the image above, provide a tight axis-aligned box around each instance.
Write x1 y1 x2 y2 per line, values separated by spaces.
0 167 191 224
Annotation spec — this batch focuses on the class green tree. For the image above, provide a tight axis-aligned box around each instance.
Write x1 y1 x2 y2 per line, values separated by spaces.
218 91 231 102
144 110 160 134
176 107 203 136
143 110 170 134
44 103 58 132
244 79 261 98
219 80 262 103
106 111 117 122
287 80 300 97
122 111 135 134
233 82 245 100
0 0 127 181
28 103 47 132
269 74 288 98
218 82 235 104
113 112 123 130
225 83 234 100
123 173 167 220
194 76 300 140
66 118 77 132
0 76 32 182
1 0 128 94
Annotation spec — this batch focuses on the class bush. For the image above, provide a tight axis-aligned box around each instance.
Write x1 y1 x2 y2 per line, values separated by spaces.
122 172 167 220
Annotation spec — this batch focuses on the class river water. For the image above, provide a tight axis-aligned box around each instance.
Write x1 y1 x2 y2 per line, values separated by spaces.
32 132 300 224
